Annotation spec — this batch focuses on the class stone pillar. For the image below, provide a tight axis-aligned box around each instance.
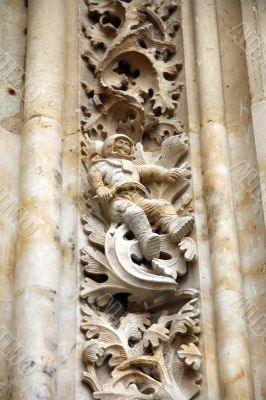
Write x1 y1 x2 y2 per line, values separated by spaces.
240 0 266 227
237 2 266 399
0 2 26 398
12 1 65 399
193 1 254 399
57 0 80 397
182 1 221 398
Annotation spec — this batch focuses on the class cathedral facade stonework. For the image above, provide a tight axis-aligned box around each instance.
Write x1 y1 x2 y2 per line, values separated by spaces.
0 1 265 399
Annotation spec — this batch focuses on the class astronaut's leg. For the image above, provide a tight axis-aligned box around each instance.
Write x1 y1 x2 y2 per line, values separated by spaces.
159 212 194 242
110 198 160 261
134 196 194 243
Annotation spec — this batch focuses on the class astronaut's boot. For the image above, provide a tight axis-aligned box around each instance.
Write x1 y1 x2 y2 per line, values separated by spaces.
161 215 194 243
139 232 161 261
127 211 160 261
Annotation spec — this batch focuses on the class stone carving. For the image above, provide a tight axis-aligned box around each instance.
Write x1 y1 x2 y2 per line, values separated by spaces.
81 133 197 306
81 298 201 400
88 133 194 262
80 0 201 398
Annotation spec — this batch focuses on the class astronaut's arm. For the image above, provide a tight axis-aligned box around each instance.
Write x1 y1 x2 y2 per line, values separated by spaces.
139 164 190 184
89 164 105 192
138 165 169 183
89 164 113 201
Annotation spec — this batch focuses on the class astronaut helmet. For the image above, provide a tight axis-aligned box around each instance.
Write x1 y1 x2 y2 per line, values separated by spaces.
102 134 135 160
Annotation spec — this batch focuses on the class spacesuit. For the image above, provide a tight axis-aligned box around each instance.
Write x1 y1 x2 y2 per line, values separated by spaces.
89 134 194 261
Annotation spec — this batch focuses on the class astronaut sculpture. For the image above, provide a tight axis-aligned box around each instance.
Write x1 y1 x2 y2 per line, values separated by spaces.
88 134 194 261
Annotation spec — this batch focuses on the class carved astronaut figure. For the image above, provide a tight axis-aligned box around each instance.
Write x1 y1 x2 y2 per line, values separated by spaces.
89 134 194 261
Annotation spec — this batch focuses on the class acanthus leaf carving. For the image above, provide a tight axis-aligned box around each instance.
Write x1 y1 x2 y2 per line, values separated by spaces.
94 383 153 400
177 343 202 371
81 299 201 400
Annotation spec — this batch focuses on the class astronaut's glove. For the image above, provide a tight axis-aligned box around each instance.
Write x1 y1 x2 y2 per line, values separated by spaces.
164 164 191 183
96 187 113 201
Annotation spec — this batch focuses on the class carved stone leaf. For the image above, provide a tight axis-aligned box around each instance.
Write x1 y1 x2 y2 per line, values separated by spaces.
157 135 188 169
83 339 107 364
134 142 147 165
146 175 189 206
82 254 106 276
80 275 129 307
147 118 184 144
177 343 202 371
81 312 128 368
81 223 181 307
143 324 169 348
82 363 102 393
84 189 100 210
151 62 181 114
118 313 151 345
84 0 126 50
111 358 200 400
169 316 196 341
82 311 152 369
178 298 200 321
178 237 197 262
164 350 201 400
157 299 201 341
170 299 200 343
116 0 149 37
141 136 191 203
82 22 112 51
150 0 179 22
94 383 153 400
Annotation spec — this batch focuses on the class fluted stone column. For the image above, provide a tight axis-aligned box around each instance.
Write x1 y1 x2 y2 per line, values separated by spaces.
57 0 80 398
182 1 221 398
0 2 26 398
193 1 254 399
240 0 266 227
12 1 65 398
237 2 266 399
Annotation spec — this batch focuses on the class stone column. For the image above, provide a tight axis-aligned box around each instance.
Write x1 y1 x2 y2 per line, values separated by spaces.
12 1 65 399
182 1 221 398
240 0 266 227
193 1 254 399
0 1 26 397
57 0 80 397
237 2 266 399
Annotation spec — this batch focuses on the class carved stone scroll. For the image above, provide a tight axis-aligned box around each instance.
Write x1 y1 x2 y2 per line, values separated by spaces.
80 0 201 398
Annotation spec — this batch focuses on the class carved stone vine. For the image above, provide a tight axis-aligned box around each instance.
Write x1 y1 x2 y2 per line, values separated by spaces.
80 0 201 398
